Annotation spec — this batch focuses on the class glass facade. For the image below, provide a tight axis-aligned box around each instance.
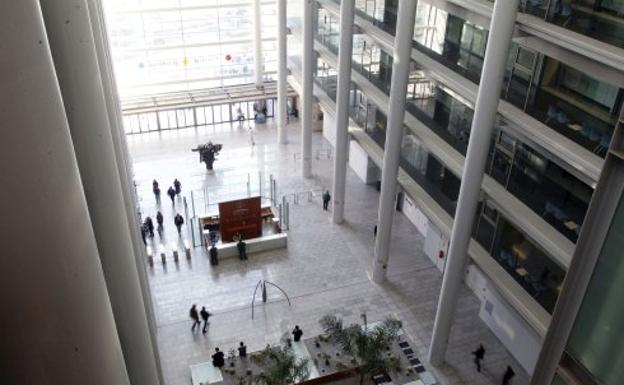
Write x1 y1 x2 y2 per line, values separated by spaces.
564 195 624 385
338 0 624 157
520 0 624 49
315 9 594 244
306 53 565 313
103 0 278 96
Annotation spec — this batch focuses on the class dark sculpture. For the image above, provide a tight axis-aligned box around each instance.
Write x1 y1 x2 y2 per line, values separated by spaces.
192 141 222 170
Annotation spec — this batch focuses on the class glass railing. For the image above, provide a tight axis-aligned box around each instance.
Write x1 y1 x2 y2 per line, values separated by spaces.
473 201 565 313
313 34 592 243
323 0 622 158
520 0 624 49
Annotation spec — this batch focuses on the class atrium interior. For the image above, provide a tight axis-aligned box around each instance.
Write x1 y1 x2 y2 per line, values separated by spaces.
1 1 624 385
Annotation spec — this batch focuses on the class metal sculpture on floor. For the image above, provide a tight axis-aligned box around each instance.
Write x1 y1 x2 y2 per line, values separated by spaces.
192 141 223 170
251 279 291 319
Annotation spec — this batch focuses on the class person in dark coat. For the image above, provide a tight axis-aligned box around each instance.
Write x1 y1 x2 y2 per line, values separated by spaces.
209 245 219 265
167 186 176 204
212 347 225 367
292 325 303 342
238 342 247 358
144 216 154 237
472 344 485 372
174 213 184 235
237 238 247 261
190 304 201 332
200 306 211 334
374 225 377 237
322 190 331 211
156 211 164 237
153 180 160 201
140 223 148 245
502 366 515 385
174 178 181 195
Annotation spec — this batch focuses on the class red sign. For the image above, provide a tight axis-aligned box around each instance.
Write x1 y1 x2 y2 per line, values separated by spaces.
218 196 262 242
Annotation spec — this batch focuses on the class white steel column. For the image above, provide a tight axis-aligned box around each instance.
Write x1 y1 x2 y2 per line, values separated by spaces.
253 0 263 87
39 1 162 384
301 0 314 178
331 0 355 223
86 0 164 383
0 1 130 384
428 0 519 365
371 0 418 283
277 0 288 144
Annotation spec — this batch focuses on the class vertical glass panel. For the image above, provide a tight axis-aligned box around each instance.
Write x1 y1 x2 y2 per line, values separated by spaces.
213 105 221 123
567 196 624 385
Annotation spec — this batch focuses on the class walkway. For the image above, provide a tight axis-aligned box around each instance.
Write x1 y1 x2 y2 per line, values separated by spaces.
127 118 529 385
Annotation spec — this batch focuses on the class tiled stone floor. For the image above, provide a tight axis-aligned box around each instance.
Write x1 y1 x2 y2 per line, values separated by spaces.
127 118 529 385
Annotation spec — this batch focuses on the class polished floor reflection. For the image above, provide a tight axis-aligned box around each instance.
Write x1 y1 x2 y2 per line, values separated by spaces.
128 118 529 385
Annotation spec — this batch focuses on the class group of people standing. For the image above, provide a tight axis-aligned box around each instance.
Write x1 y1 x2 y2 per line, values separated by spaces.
472 344 516 385
141 179 185 245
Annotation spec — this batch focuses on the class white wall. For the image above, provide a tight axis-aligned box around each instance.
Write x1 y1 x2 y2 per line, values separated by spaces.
402 194 447 271
349 140 378 184
322 107 337 146
400 192 541 374
466 264 542 375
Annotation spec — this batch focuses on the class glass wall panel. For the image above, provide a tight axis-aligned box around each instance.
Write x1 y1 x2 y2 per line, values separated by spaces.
566 195 624 385
104 0 278 96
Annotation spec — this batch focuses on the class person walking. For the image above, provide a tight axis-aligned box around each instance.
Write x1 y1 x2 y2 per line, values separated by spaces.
472 344 485 372
173 178 181 195
144 216 154 238
237 108 245 128
209 245 219 266
167 186 176 204
189 304 201 332
374 225 378 238
292 325 303 342
156 211 164 237
153 179 160 202
502 366 515 385
200 306 211 334
322 190 331 211
248 126 255 146
237 238 247 261
174 213 184 235
238 342 247 358
212 348 225 368
140 223 148 245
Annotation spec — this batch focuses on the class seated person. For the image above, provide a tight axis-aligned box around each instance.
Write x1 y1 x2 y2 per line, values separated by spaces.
212 347 225 368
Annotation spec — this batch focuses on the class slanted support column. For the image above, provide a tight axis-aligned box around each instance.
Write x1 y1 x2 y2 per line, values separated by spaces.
301 0 314 178
253 0 263 87
428 0 519 366
39 0 162 384
277 0 288 144
331 0 355 224
0 1 130 384
371 0 418 283
86 0 164 383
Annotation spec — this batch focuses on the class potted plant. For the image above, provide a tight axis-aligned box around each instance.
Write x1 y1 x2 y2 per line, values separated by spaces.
251 344 310 385
319 314 402 385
